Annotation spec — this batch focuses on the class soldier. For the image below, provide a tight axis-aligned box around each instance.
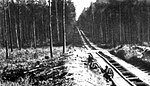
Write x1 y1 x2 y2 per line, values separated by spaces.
87 53 93 63
103 66 114 82
89 61 98 70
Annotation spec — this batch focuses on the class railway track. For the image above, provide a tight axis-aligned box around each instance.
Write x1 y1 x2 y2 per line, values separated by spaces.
97 52 149 86
79 29 96 50
78 28 149 86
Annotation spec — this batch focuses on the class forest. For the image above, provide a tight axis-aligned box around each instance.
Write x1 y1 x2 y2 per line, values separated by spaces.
77 0 150 47
0 0 76 49
0 0 77 85
1 0 150 86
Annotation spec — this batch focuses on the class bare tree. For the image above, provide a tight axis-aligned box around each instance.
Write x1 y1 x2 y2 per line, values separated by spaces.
49 0 53 58
63 0 66 53
8 2 13 52
3 0 9 59
119 2 122 43
55 0 60 42
33 14 36 48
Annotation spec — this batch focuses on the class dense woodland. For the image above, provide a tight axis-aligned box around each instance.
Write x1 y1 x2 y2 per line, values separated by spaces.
0 0 76 49
78 0 150 46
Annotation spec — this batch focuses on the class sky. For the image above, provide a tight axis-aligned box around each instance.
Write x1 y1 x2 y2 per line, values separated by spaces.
0 0 95 19
72 0 96 20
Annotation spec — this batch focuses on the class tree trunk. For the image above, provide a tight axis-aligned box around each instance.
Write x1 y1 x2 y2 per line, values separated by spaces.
49 0 53 58
33 16 36 48
135 15 141 43
106 13 108 43
8 3 13 52
19 9 22 49
42 12 44 43
1 0 5 47
63 0 66 53
18 4 21 50
147 4 150 42
15 15 19 48
100 13 103 43
92 7 94 39
1 16 4 46
4 5 9 59
55 0 60 42
119 3 122 44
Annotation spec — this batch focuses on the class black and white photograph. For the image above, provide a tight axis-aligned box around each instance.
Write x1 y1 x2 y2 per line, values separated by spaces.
0 0 150 86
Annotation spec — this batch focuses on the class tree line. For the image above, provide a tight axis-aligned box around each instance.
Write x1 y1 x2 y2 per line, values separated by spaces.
0 0 76 50
77 0 150 46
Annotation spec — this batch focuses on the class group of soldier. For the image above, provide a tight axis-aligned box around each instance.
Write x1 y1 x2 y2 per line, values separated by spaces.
87 53 114 82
